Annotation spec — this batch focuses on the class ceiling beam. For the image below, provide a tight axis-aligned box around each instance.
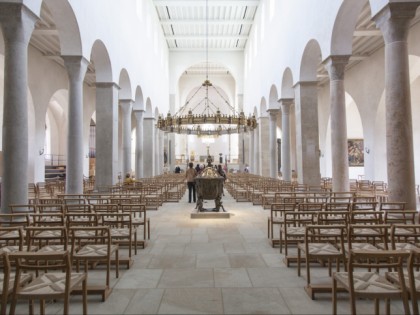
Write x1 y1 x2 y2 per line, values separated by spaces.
154 0 260 6
165 34 248 40
160 19 254 26
169 47 244 51
33 28 59 36
353 29 382 36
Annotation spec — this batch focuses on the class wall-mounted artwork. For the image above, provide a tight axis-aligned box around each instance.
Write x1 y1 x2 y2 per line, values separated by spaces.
348 139 364 167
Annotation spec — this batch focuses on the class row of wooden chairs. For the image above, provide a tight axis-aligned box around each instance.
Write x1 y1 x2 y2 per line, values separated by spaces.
1 250 87 315
268 201 410 247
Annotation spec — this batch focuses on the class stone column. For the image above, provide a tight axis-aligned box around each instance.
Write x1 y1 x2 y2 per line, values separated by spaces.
95 82 119 190
238 132 245 171
133 109 144 179
248 130 254 173
62 56 89 194
373 2 420 209
253 125 260 175
0 4 37 212
119 99 133 177
324 56 350 192
168 94 176 172
143 116 155 178
154 129 160 176
279 99 293 182
259 115 270 176
267 109 279 178
159 130 164 174
277 138 281 175
293 81 321 186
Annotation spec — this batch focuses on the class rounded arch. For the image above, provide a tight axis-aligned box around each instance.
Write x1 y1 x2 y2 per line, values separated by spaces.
281 68 295 99
118 68 132 100
90 40 112 83
268 84 279 109
300 39 322 82
43 0 83 55
330 0 368 56
154 107 160 119
260 97 267 117
133 86 144 111
145 98 153 116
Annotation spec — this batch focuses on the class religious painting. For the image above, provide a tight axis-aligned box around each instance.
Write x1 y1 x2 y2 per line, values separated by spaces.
348 139 364 167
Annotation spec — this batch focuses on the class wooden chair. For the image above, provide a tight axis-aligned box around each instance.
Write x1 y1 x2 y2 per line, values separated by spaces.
280 210 318 266
297 225 346 299
0 252 32 315
332 250 410 315
268 203 295 247
9 251 87 315
120 203 150 241
0 227 25 254
345 224 389 255
99 212 137 268
69 226 118 301
25 226 69 253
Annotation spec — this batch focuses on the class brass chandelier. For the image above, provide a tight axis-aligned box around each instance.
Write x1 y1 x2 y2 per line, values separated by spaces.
156 0 257 137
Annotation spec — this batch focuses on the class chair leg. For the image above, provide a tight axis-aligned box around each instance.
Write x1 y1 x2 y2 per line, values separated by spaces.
306 254 311 286
297 247 301 277
82 278 88 315
375 298 380 315
332 277 337 315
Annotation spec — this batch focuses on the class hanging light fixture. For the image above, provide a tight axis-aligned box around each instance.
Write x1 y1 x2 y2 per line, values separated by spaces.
157 0 257 136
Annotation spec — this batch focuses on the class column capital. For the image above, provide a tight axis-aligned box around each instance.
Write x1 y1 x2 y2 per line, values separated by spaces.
119 98 134 105
133 109 145 114
267 108 280 115
373 2 420 43
323 55 351 81
0 3 38 44
95 82 121 90
62 56 89 82
277 98 294 106
293 81 318 89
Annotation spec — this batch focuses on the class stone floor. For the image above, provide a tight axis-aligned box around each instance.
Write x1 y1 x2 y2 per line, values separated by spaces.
13 191 409 314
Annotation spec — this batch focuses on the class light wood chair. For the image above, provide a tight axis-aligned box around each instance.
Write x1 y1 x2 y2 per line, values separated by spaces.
0 252 32 315
297 225 346 299
9 250 87 315
267 203 295 247
332 249 410 315
69 226 118 301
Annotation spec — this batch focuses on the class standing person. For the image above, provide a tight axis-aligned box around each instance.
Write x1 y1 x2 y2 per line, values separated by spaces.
186 162 197 203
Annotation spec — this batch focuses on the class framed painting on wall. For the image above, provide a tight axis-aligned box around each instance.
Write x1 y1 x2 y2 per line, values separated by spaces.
348 139 364 167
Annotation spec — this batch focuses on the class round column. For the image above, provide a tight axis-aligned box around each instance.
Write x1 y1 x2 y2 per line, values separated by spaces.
0 4 37 211
120 99 133 177
324 56 350 192
133 110 144 179
248 130 254 173
280 100 293 182
268 109 279 178
63 56 88 194
374 3 419 208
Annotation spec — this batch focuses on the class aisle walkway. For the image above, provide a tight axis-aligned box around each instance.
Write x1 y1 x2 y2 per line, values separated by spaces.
36 191 406 314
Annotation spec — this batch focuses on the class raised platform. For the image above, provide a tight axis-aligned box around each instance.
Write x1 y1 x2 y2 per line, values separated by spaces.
190 211 230 219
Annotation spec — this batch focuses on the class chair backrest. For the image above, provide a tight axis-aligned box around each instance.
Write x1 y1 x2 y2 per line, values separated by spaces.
317 211 349 226
284 211 318 227
297 203 324 212
347 224 390 248
31 213 65 227
383 210 417 225
91 203 119 214
65 212 99 228
304 225 346 249
69 226 111 251
0 214 31 228
36 204 64 214
9 251 72 294
379 202 406 211
349 210 383 225
325 202 351 212
352 202 378 211
120 203 146 219
25 226 68 251
390 224 420 247
64 204 92 214
0 226 24 251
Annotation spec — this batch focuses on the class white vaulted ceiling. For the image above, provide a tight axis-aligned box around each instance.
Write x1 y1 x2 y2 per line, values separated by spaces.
153 0 260 52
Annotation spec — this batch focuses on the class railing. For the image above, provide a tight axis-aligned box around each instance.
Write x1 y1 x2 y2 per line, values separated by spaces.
44 154 66 166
